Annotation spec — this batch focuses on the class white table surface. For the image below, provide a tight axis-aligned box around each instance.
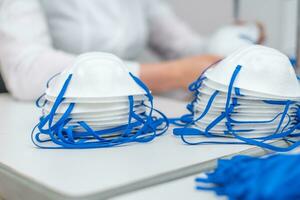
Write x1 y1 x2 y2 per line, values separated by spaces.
115 151 300 200
113 175 224 200
0 94 283 200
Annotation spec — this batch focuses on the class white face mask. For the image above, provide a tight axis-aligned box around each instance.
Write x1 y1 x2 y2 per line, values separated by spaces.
195 86 299 116
196 84 292 101
194 121 293 131
32 52 169 149
202 79 300 100
205 45 300 98
55 117 137 127
172 45 300 152
46 107 146 120
194 121 293 135
195 99 298 111
49 107 146 121
43 100 145 114
192 126 293 139
45 95 147 103
46 53 146 99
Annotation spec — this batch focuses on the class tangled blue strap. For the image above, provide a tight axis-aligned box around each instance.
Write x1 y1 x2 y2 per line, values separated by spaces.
32 72 169 149
196 154 300 200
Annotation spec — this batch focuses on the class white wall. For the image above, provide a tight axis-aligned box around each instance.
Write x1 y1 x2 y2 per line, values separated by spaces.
167 0 233 35
138 0 233 62
139 0 298 62
169 0 298 56
239 0 297 56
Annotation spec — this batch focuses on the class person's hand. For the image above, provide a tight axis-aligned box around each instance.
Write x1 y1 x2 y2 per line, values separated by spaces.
170 55 221 90
235 21 265 44
256 22 265 44
140 55 221 93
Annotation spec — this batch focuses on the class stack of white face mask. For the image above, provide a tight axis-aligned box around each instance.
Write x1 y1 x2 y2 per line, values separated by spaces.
173 45 300 151
32 52 168 149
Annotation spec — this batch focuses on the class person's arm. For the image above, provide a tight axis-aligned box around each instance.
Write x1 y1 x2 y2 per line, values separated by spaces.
145 0 206 60
0 0 76 100
0 0 142 100
139 1 222 92
139 0 220 92
0 0 217 100
140 55 220 93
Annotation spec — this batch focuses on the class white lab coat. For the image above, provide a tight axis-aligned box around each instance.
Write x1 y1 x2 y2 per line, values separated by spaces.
0 0 205 100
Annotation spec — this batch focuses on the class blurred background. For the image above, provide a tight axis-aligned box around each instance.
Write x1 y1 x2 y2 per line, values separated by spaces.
0 0 298 93
140 0 298 62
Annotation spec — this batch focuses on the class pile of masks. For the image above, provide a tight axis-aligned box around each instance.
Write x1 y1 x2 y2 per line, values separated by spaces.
173 45 300 151
32 52 169 149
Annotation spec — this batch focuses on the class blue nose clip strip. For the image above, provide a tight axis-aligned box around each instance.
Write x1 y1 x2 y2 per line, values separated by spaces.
172 65 300 152
32 73 169 149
